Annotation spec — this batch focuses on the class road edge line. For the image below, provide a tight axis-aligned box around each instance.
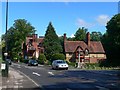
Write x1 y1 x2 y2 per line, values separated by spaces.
16 69 40 87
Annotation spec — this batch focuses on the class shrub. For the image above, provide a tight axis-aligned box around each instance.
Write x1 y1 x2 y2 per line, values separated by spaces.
23 59 29 64
45 60 51 65
38 54 46 65
51 53 65 61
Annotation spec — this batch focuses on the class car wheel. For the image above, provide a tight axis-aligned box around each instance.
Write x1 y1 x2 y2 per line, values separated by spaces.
52 67 54 70
66 68 68 70
56 66 59 70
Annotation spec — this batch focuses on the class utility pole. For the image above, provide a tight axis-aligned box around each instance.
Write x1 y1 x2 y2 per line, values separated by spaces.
5 0 8 57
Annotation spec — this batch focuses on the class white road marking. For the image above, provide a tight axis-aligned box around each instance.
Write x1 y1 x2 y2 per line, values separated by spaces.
96 86 109 90
33 72 41 76
38 64 44 66
48 72 54 75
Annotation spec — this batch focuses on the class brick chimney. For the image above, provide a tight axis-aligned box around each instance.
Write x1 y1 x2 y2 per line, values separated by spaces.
86 32 90 47
33 34 38 42
64 33 67 42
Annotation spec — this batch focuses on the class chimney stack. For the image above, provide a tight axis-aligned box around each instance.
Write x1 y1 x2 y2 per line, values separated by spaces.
64 33 67 42
86 32 90 47
33 34 38 42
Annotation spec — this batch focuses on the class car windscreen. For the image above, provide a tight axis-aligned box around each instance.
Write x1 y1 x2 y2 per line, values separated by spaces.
56 61 66 63
30 60 37 63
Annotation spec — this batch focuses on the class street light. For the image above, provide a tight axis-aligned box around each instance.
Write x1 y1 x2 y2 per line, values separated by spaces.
5 0 8 60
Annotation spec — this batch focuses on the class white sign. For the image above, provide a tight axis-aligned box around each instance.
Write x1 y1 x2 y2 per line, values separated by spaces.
1 63 6 70
4 53 8 56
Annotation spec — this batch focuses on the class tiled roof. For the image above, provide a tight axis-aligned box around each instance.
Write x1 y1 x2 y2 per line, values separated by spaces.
64 41 87 52
38 38 44 43
64 41 105 53
89 41 105 53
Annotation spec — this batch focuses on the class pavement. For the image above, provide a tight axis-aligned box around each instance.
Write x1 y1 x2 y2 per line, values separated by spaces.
0 67 41 90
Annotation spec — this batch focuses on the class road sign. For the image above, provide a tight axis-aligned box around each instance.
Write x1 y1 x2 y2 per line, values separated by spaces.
1 63 6 70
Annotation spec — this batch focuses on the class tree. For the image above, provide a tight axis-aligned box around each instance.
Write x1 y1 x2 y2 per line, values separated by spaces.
102 14 120 66
90 31 102 41
2 19 36 61
74 27 87 41
43 22 63 61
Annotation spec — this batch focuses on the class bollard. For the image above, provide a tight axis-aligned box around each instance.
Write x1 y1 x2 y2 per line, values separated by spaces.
1 61 9 77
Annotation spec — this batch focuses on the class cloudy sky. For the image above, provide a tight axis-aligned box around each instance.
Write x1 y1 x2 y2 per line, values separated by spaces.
1 2 119 37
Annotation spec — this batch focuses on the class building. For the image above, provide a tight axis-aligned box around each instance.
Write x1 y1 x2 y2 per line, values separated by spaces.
22 34 44 59
64 32 106 63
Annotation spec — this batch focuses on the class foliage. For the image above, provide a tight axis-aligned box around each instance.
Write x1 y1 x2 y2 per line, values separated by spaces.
38 54 47 65
102 14 120 66
51 53 65 62
74 27 87 41
2 19 36 60
23 59 29 64
90 31 102 41
43 22 63 60
59 36 64 53
66 60 76 67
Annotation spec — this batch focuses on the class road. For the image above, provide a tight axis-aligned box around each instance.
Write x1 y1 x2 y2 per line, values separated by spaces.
10 63 120 90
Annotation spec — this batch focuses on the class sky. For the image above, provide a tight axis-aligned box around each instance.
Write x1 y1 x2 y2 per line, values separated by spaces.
1 1 119 38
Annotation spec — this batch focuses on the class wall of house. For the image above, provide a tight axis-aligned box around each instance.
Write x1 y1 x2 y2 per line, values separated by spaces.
66 53 106 63
66 53 76 62
89 54 106 63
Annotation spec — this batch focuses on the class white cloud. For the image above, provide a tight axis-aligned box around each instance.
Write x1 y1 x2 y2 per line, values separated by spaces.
76 18 94 28
96 15 110 26
70 34 75 38
58 34 62 37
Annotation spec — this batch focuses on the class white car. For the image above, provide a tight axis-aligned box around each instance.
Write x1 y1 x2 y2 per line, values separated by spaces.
52 60 68 70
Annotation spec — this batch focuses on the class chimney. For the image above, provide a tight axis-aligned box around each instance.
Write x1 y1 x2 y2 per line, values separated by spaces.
64 33 67 42
86 32 90 47
33 34 38 42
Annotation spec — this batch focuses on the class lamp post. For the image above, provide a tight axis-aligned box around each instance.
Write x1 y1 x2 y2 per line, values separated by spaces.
5 0 8 60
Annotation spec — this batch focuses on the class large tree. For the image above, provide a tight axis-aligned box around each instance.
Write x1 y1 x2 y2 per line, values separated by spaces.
2 19 36 60
102 14 120 66
90 31 102 41
43 22 62 61
74 27 87 41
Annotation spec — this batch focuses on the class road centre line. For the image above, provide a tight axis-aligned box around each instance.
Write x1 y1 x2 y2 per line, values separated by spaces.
32 72 41 76
96 86 109 90
48 72 54 75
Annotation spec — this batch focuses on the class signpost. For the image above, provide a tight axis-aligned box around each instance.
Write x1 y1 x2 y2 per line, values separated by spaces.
77 48 81 68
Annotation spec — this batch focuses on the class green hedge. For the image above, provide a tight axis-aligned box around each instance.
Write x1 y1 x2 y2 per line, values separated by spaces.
51 53 65 61
38 54 47 65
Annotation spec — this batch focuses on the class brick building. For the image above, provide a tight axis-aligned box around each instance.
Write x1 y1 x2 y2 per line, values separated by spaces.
22 34 44 59
64 32 106 63
22 33 106 63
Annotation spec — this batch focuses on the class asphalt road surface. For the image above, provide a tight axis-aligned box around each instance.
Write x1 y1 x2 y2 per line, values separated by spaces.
10 63 120 90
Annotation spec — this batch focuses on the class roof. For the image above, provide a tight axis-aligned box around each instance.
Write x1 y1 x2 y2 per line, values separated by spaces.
89 41 105 53
64 41 105 53
38 38 44 43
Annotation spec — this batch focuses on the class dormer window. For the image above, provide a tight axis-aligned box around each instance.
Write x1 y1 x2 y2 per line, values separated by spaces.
38 43 43 47
28 39 33 46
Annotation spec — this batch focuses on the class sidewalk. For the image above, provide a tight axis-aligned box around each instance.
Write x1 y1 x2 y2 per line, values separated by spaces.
0 67 40 90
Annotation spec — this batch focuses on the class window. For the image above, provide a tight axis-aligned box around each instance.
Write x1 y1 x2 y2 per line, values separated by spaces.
85 49 89 55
